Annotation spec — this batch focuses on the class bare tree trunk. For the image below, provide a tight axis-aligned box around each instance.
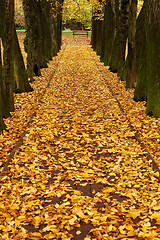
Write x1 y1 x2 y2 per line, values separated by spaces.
12 23 33 93
23 0 46 79
121 0 138 88
91 1 105 55
110 0 130 76
0 40 6 131
134 6 147 101
145 0 160 117
2 0 14 117
23 0 60 79
53 0 64 51
101 0 116 66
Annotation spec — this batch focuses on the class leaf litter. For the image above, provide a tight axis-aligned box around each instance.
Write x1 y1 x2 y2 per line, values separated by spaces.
0 35 160 239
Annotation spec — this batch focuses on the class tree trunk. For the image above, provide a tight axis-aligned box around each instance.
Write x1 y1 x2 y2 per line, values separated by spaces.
101 0 116 66
95 20 104 56
0 40 6 131
91 16 97 50
134 6 147 101
0 0 14 117
109 0 120 72
0 0 32 94
123 0 138 88
91 1 105 55
110 0 130 76
55 0 63 51
23 0 60 79
23 0 46 79
40 0 59 60
145 0 160 117
12 23 33 93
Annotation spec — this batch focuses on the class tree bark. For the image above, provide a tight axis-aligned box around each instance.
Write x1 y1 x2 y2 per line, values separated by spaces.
0 0 14 117
101 0 116 66
94 20 103 55
110 0 130 76
123 0 138 88
145 0 160 117
0 0 32 96
0 40 6 131
134 6 147 101
12 23 33 93
54 0 64 51
23 0 46 79
23 0 60 79
109 0 120 72
91 1 104 56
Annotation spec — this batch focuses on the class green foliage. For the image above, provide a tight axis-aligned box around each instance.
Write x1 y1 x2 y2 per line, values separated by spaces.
15 0 25 29
62 0 92 29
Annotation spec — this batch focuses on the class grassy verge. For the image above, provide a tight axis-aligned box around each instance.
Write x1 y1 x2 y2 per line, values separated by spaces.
62 30 92 36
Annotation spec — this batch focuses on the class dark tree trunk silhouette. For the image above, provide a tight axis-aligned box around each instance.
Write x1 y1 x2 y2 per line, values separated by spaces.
134 6 147 101
0 0 14 118
0 40 6 131
121 0 138 88
110 0 130 76
101 0 116 66
145 0 160 117
23 0 61 79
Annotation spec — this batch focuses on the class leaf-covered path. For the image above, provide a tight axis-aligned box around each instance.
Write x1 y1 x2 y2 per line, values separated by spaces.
0 37 160 239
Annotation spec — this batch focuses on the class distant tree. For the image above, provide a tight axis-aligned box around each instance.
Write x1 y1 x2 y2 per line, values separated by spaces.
91 0 105 55
15 0 25 29
23 0 62 79
63 0 92 30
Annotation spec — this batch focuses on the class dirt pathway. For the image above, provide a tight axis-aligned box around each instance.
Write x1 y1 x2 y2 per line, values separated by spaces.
0 37 160 239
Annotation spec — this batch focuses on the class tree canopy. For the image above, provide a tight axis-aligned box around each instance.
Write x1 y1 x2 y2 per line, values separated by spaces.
62 0 92 29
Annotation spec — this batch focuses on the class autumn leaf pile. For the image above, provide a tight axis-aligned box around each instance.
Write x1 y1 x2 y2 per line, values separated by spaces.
0 35 160 239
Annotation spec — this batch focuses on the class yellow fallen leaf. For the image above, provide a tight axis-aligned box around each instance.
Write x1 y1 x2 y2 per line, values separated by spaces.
17 215 26 221
73 190 81 196
125 193 133 199
119 225 126 234
43 225 57 232
103 187 115 193
10 205 20 210
127 231 135 236
128 209 141 219
133 184 140 188
15 219 21 227
80 182 88 186
154 171 159 178
109 172 116 176
76 230 81 235
69 218 76 225
74 223 81 228
126 224 134 231
0 225 5 230
87 169 94 174
151 212 160 224
32 232 42 237
44 233 57 239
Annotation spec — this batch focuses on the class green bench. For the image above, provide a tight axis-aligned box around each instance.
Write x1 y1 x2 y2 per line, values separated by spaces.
73 30 89 37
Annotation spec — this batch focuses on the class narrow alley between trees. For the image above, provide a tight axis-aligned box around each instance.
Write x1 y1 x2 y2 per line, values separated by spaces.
0 36 160 240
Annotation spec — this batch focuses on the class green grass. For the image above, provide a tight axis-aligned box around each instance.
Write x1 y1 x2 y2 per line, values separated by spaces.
16 29 26 32
62 30 92 36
